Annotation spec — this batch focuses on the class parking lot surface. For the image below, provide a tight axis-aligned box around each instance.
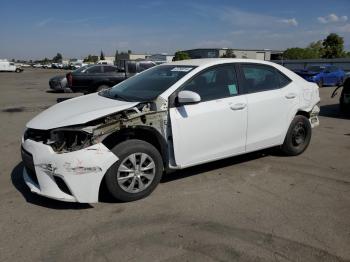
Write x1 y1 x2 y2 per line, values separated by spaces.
0 69 349 262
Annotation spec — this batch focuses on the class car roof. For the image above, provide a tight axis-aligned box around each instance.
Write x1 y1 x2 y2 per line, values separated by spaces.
163 58 277 68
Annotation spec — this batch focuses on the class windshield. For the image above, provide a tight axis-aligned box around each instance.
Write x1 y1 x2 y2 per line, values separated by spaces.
100 65 196 102
307 66 324 72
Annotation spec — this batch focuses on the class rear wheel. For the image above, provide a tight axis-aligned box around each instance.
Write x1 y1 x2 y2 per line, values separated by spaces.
280 115 312 156
105 139 163 202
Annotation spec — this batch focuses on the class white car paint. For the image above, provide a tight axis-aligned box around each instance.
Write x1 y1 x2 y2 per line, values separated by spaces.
23 140 117 202
27 93 138 129
21 58 320 203
0 60 18 72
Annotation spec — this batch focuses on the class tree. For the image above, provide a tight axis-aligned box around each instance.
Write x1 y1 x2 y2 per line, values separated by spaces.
84 54 98 63
283 47 321 59
52 53 63 63
221 49 236 58
127 50 132 54
173 51 190 61
100 50 105 60
307 40 324 58
322 33 345 58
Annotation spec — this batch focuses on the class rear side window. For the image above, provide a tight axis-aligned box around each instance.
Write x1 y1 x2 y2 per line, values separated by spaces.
86 66 102 74
241 64 291 93
182 65 239 102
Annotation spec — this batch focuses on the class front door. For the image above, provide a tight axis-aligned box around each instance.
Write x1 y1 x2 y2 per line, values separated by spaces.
169 64 247 168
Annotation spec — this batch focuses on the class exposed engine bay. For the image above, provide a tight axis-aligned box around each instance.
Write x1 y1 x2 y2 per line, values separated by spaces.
24 102 168 153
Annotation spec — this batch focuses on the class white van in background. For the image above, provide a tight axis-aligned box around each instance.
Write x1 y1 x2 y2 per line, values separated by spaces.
0 59 23 72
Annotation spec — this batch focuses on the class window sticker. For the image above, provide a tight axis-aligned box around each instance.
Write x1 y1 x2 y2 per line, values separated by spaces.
228 84 238 95
171 67 193 72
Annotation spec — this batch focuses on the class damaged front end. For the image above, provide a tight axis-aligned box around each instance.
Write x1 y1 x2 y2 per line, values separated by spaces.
22 101 169 202
24 102 167 154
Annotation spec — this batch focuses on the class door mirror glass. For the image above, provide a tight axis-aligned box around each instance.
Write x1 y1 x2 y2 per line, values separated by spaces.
177 90 201 105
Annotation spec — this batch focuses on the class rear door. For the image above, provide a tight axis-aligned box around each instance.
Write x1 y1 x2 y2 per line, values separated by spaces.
169 64 248 168
73 65 103 88
238 63 297 152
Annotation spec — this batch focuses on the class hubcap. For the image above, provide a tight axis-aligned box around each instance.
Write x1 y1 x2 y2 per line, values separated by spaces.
117 153 156 193
292 122 306 146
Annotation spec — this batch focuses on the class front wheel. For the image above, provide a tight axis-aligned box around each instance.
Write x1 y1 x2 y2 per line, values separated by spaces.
96 84 109 92
105 139 163 202
280 115 312 156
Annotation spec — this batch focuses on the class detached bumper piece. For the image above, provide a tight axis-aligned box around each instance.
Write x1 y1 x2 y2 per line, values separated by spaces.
21 140 118 203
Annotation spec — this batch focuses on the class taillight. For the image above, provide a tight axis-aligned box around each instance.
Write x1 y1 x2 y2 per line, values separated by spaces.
66 73 72 87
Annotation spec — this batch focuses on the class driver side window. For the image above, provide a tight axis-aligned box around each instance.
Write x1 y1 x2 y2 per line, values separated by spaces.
182 65 238 102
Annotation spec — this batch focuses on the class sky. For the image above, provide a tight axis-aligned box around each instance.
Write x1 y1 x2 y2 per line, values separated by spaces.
0 0 349 60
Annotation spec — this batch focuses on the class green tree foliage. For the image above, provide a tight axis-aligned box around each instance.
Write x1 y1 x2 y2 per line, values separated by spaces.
100 50 105 60
283 33 347 60
84 55 99 63
322 33 345 58
52 53 63 63
221 49 236 58
127 50 132 54
173 51 190 61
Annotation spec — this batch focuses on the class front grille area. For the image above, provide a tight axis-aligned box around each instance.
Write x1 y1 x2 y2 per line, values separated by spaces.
24 128 51 143
21 147 39 186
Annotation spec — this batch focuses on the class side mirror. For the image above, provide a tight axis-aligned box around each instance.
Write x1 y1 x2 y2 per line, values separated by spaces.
177 90 201 105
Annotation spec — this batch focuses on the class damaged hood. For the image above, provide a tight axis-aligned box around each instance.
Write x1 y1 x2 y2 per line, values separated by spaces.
26 93 138 130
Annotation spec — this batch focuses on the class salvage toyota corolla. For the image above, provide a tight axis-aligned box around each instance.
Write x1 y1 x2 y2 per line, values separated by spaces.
21 59 320 203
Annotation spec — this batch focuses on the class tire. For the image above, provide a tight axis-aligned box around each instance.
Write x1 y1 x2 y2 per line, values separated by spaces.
96 84 109 92
317 79 323 88
15 68 21 73
105 139 163 202
280 115 312 156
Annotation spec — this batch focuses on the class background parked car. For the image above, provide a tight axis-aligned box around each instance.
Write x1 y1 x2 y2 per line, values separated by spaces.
0 60 23 72
67 61 156 93
294 65 345 87
49 75 69 92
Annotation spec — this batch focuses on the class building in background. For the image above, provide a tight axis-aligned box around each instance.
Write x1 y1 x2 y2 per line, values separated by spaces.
146 53 174 64
181 48 283 61
116 53 148 61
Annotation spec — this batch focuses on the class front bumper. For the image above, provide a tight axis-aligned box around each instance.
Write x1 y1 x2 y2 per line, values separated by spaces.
21 139 118 203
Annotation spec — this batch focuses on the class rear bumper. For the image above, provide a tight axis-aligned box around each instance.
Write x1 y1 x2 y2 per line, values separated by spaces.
21 139 118 203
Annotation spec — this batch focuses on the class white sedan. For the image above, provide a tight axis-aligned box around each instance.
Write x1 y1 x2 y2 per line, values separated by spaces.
21 59 320 203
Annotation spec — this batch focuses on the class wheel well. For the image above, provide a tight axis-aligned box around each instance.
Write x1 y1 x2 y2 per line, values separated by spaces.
102 126 168 165
296 110 310 118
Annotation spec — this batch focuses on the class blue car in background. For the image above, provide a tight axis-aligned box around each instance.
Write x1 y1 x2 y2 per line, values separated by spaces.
295 65 345 87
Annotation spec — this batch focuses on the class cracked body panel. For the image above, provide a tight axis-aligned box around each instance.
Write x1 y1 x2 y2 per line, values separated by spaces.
22 140 118 202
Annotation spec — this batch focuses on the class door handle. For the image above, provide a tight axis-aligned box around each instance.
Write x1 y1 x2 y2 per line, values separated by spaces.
285 93 297 99
230 103 246 110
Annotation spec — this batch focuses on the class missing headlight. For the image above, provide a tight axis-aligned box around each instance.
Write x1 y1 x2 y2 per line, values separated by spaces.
50 129 92 153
